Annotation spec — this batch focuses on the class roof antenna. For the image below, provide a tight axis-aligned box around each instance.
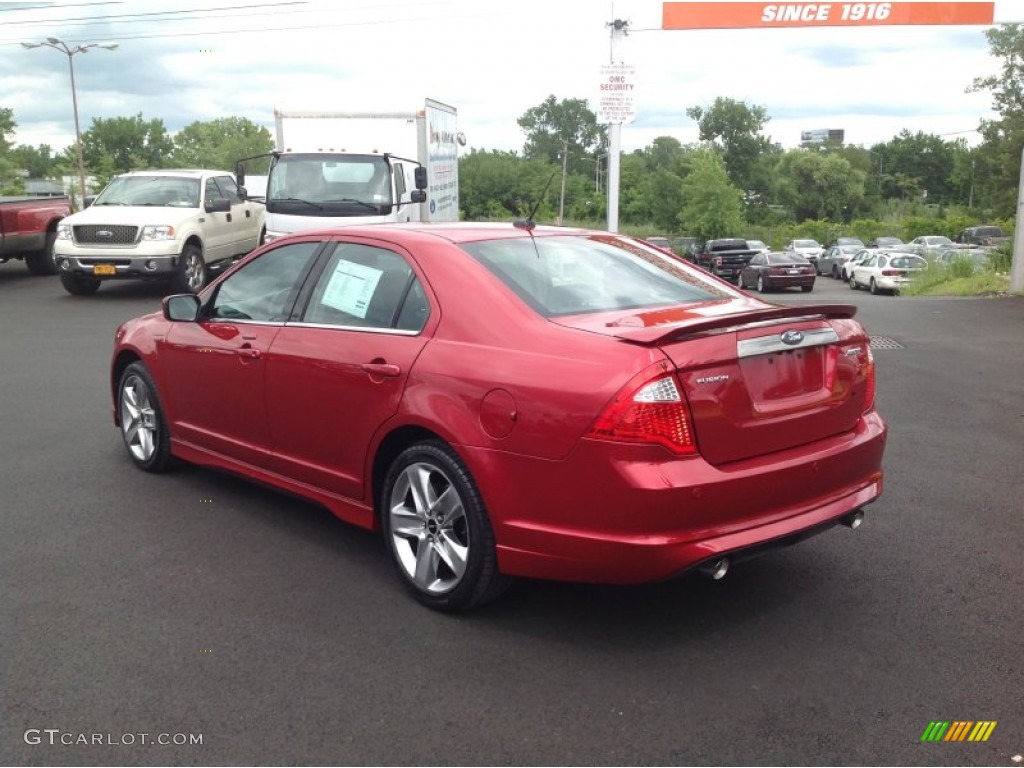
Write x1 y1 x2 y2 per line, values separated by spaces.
514 171 558 231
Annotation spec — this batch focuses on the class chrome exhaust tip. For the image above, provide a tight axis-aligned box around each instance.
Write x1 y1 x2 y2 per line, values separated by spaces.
841 510 865 529
700 557 730 580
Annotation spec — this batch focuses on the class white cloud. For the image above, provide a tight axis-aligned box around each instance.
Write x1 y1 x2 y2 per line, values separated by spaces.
0 0 1008 158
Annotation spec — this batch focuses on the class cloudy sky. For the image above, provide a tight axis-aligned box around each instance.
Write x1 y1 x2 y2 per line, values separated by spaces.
0 0 1018 159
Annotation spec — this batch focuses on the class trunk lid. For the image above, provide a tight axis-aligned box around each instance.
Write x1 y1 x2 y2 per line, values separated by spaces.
555 301 873 465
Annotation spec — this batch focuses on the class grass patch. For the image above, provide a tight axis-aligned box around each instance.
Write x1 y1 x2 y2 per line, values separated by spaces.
903 267 1010 296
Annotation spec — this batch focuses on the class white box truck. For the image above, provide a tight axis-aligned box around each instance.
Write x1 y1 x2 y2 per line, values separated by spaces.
237 99 461 242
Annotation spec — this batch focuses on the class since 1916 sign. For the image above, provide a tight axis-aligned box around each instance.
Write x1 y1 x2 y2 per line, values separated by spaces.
662 2 994 29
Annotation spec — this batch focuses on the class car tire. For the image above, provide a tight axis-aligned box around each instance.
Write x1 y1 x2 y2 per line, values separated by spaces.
60 271 101 295
849 275 858 290
381 440 511 611
869 278 879 295
170 244 206 294
117 361 175 473
737 274 746 290
757 275 767 293
832 266 839 279
25 231 58 276
801 285 813 293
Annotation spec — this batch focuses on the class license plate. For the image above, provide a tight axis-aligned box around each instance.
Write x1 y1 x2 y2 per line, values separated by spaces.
788 269 800 274
93 264 116 276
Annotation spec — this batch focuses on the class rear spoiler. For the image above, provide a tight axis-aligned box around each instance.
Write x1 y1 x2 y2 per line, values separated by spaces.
609 304 858 345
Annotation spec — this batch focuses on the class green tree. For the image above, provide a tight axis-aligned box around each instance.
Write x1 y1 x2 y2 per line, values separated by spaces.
0 106 25 194
686 97 776 195
772 149 866 222
80 113 174 175
459 149 560 221
172 117 273 173
677 150 745 239
517 95 606 174
12 144 64 179
968 23 1024 217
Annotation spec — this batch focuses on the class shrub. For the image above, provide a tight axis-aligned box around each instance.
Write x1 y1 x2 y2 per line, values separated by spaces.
949 255 975 279
988 244 1012 273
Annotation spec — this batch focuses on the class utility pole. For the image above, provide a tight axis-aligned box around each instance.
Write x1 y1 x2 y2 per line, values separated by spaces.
606 18 629 232
1011 145 1024 293
557 140 568 226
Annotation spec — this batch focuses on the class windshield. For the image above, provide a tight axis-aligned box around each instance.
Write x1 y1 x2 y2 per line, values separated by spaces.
93 176 200 207
461 235 729 318
267 153 392 216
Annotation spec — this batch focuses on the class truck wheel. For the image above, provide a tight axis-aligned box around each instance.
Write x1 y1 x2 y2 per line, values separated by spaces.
170 244 206 294
381 440 511 611
25 231 58 275
118 362 175 472
60 272 101 296
737 274 746 290
757 275 768 293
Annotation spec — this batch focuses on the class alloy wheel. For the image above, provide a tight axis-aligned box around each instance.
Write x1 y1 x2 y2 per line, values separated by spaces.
120 373 158 462
388 461 470 595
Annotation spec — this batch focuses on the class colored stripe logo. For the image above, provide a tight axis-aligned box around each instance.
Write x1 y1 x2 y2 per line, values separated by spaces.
921 721 997 742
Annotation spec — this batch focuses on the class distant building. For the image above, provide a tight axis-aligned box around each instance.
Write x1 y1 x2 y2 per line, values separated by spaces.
801 129 845 144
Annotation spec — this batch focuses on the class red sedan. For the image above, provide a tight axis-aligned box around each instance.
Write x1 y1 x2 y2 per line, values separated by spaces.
111 223 886 610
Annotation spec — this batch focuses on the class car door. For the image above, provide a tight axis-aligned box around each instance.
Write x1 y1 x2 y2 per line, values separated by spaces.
158 240 323 468
264 239 434 500
215 174 261 254
854 255 876 286
202 176 233 263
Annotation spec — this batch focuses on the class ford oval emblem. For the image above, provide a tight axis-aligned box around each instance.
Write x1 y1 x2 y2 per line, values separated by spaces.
781 330 804 346
97 230 113 238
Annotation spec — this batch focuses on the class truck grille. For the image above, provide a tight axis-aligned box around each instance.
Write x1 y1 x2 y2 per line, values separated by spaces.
73 225 139 245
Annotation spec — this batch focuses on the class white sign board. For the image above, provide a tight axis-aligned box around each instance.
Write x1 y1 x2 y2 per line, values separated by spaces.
596 63 636 125
422 99 460 223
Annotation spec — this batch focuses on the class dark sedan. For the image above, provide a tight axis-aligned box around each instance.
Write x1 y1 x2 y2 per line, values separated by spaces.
737 251 816 292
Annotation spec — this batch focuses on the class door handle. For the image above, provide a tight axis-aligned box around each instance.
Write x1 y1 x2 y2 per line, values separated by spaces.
360 362 400 377
239 343 261 360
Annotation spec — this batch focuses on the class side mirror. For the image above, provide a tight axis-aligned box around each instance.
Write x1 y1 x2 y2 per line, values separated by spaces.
163 294 201 322
410 190 427 204
83 196 95 209
237 186 248 200
205 197 231 213
414 166 427 191
235 162 246 187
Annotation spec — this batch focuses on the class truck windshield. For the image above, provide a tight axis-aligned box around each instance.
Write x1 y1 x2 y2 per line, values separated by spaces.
93 176 200 208
267 154 392 216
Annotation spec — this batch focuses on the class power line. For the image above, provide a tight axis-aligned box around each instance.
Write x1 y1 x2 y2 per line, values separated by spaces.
0 1 307 26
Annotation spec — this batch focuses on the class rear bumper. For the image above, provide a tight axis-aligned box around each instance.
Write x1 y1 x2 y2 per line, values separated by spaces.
467 411 886 584
766 275 815 288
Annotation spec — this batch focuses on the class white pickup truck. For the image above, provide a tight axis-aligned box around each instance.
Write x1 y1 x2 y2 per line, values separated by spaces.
54 169 265 295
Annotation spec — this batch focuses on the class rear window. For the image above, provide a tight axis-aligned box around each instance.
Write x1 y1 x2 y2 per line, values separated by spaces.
461 235 728 317
890 256 926 269
768 253 808 264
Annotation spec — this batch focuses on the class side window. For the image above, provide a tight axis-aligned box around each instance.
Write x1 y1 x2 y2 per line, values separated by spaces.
750 254 765 266
209 241 321 322
216 175 242 204
393 163 406 198
302 244 426 331
204 178 225 206
877 256 888 268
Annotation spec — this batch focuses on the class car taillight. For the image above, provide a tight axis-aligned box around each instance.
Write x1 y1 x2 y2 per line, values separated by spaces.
587 364 697 455
881 269 904 276
863 346 876 413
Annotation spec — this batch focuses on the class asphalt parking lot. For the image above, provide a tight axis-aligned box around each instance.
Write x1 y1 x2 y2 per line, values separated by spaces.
2 263 1022 766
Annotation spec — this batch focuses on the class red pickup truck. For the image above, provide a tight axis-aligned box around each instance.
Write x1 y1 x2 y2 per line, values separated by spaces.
0 195 73 275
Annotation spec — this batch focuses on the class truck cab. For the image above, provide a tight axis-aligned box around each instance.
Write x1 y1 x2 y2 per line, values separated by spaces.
248 153 426 243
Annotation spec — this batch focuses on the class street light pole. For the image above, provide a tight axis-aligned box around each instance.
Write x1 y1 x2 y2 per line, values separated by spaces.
21 37 118 207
